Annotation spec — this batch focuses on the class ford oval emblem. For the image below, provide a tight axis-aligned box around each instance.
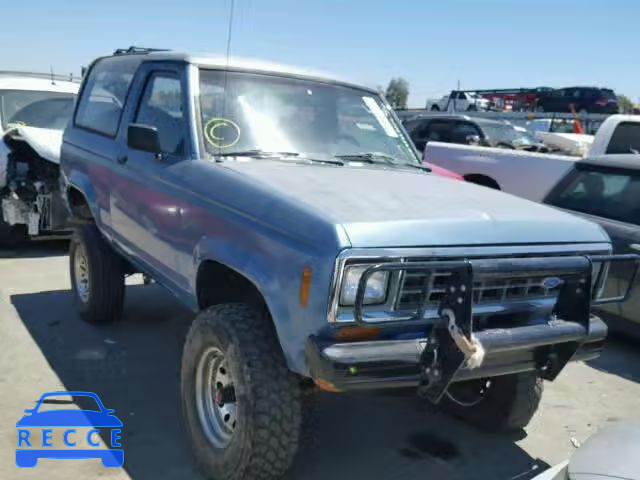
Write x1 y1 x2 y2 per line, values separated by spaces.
542 276 564 290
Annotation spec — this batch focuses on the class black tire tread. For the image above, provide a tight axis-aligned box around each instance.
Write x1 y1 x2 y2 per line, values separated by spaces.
442 372 543 431
70 224 124 324
182 303 301 480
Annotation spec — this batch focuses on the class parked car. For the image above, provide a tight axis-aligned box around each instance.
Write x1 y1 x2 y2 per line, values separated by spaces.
61 48 634 480
536 87 619 114
0 73 79 247
404 114 548 153
426 91 490 112
544 152 640 337
423 115 640 201
424 160 463 180
532 421 640 480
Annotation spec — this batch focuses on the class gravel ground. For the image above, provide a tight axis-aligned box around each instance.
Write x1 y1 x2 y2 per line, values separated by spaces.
1 241 639 480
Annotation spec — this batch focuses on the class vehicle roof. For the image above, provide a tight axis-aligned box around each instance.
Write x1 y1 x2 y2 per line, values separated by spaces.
581 154 640 170
0 74 78 94
562 86 611 91
104 51 376 93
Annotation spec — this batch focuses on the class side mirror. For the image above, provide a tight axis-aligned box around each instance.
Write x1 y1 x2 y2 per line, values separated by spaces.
466 134 481 146
128 123 162 155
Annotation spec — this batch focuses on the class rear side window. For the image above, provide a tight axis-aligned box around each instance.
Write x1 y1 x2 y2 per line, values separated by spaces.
75 56 139 137
606 122 640 154
547 166 640 224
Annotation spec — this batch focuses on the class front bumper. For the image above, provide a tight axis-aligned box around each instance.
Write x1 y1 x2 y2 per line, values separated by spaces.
306 315 607 392
308 253 638 402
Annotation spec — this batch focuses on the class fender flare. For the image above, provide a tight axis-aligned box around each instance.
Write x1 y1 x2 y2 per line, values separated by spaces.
192 235 309 372
65 170 99 220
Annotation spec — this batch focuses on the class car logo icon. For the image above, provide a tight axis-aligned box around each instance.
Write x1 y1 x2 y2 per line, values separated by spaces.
16 391 123 468
542 276 564 291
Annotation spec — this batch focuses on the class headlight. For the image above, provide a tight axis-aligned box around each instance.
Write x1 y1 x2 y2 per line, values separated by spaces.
339 265 389 306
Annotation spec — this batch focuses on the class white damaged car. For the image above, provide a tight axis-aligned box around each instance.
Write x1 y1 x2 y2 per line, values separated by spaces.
0 73 78 247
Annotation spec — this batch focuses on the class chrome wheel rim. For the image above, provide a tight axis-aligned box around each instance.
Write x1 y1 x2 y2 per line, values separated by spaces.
74 243 90 303
195 346 238 448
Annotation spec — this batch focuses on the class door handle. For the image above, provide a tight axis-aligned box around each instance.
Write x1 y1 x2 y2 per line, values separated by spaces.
116 154 128 165
629 243 640 252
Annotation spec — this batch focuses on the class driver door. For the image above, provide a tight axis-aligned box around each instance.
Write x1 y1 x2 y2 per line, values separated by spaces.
109 64 193 291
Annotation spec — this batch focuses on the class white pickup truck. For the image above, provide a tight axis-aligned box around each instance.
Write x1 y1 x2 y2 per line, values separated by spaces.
424 115 640 202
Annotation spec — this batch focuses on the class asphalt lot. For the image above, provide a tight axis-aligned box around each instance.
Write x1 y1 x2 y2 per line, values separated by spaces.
1 241 639 480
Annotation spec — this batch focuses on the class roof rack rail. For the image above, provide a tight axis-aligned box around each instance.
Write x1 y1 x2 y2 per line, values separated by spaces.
113 46 171 56
0 70 79 83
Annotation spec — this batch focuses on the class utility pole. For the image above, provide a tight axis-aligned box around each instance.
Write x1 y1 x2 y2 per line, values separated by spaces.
457 79 460 90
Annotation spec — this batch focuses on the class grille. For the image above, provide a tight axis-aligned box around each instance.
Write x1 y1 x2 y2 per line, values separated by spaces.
397 269 561 313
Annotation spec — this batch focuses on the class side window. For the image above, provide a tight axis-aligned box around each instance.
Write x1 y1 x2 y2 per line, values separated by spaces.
425 120 455 142
548 168 640 224
75 56 139 137
606 122 640 154
135 72 186 156
451 122 481 143
411 120 431 141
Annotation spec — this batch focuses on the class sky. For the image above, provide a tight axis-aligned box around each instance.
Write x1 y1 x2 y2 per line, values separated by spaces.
2 0 639 107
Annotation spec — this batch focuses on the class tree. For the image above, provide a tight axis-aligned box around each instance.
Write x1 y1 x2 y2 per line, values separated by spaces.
385 78 409 109
618 94 634 113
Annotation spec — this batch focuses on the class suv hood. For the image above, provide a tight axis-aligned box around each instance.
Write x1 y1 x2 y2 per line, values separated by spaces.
222 161 609 248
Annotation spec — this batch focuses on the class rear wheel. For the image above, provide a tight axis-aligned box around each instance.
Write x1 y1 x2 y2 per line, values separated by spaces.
181 303 302 480
440 372 543 431
69 224 125 324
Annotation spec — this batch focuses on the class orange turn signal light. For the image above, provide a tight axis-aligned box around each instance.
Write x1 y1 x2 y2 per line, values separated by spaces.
334 326 382 342
314 379 342 392
299 266 312 307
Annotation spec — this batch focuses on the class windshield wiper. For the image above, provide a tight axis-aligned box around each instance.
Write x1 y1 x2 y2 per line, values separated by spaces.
334 152 429 171
216 149 301 158
216 149 344 166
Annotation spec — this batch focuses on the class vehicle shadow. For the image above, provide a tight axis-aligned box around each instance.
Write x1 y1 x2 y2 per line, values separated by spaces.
11 286 549 480
0 239 69 259
586 334 640 383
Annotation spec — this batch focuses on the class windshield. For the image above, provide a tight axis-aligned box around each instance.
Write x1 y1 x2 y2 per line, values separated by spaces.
198 70 418 165
0 90 76 130
482 123 537 146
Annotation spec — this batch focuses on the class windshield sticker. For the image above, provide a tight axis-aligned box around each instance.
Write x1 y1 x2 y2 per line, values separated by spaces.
204 118 241 149
355 122 376 131
361 97 398 138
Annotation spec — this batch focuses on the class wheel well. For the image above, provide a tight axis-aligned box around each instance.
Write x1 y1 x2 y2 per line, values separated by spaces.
67 187 93 221
196 260 266 310
464 174 501 190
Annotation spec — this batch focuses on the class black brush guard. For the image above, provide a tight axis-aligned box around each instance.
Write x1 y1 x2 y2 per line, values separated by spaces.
307 254 639 402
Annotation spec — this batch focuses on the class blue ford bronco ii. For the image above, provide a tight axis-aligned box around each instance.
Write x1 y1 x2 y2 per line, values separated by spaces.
60 47 638 480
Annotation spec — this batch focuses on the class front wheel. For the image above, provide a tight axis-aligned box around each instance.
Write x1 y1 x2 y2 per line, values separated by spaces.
181 303 302 480
440 372 543 431
69 224 125 324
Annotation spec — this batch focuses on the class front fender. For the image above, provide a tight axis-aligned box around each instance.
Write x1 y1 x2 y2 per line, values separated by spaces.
192 234 339 375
